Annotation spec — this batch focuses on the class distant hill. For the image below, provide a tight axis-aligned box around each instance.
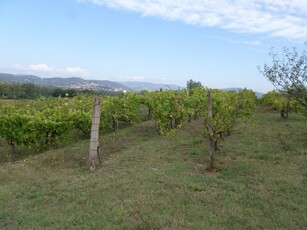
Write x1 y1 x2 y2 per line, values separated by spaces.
0 73 42 83
0 73 265 96
0 73 131 92
222 88 264 98
120 81 183 91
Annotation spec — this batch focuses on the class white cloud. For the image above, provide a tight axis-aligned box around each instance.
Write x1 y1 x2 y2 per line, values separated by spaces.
11 64 89 77
159 77 170 82
243 40 262 46
12 64 23 70
131 76 145 80
108 75 146 81
65 67 88 76
79 0 307 40
29 63 53 72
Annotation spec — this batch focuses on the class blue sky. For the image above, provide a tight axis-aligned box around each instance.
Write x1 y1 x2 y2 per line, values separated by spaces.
0 0 306 92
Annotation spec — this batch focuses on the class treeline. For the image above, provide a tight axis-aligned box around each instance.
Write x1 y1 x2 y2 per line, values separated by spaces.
0 82 120 99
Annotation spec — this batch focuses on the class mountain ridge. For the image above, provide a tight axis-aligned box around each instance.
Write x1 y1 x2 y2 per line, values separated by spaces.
0 73 264 97
0 73 131 92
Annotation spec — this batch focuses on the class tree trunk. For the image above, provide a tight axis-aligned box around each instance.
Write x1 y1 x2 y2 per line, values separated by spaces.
148 107 151 120
209 138 215 169
281 98 290 119
112 118 119 131
286 99 290 118
175 117 179 128
194 109 198 120
280 110 288 119
9 141 17 162
214 140 219 152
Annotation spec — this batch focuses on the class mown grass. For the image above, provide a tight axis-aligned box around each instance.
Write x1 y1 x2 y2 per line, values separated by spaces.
0 112 306 229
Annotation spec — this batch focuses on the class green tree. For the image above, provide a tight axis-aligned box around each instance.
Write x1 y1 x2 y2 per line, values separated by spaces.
187 79 202 90
258 43 307 110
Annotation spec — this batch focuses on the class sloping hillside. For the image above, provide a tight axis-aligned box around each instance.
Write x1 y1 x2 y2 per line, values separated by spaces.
0 113 306 229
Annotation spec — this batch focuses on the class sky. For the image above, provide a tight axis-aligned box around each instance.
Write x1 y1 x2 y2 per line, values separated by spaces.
0 0 306 93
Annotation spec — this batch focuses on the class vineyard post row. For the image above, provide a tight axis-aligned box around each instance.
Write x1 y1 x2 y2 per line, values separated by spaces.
0 88 257 168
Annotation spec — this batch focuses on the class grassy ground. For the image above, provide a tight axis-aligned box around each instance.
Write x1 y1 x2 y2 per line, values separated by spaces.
0 112 306 229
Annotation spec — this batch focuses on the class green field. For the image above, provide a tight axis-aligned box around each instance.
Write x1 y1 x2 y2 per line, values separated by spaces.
0 112 306 229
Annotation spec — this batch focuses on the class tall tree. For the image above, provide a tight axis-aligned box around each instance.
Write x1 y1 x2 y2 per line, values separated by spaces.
258 43 307 110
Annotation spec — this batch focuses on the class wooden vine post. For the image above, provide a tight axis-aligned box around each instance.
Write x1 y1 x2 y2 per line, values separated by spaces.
207 91 215 169
89 97 101 171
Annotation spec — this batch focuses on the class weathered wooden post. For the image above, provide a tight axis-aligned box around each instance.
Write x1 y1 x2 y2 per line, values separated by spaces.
89 97 101 171
207 91 215 169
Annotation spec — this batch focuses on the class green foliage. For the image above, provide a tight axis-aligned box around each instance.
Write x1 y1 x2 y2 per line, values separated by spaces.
203 89 256 147
0 98 70 151
0 82 53 99
186 86 207 118
186 79 202 90
261 90 302 118
0 88 257 162
213 90 256 134
259 43 307 110
142 90 192 135
0 93 143 154
100 93 141 131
